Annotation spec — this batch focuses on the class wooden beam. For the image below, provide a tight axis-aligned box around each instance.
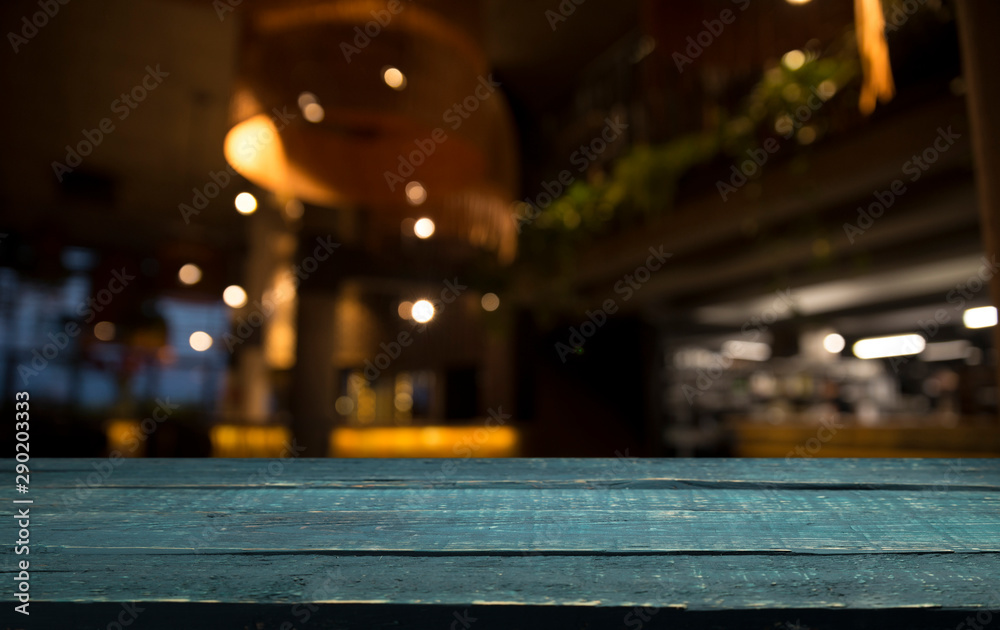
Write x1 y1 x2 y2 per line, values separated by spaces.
956 0 1000 417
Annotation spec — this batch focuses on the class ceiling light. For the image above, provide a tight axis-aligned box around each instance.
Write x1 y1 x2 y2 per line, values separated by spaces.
722 340 771 361
223 285 248 308
823 333 846 353
921 340 972 362
383 66 406 90
963 306 997 329
852 334 925 359
235 192 258 214
411 299 434 323
414 218 435 239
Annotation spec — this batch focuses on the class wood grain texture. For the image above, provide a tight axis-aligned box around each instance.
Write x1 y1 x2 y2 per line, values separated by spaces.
22 457 1000 489
2 458 998 630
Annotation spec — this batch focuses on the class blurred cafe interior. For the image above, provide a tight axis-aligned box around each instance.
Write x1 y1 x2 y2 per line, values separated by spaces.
1 0 999 458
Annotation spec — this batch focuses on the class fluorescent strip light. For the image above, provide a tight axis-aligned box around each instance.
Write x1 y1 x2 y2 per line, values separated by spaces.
963 306 997 329
722 340 772 361
852 334 925 359
920 340 971 362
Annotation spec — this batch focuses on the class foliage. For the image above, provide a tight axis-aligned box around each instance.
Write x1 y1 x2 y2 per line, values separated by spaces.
517 36 862 280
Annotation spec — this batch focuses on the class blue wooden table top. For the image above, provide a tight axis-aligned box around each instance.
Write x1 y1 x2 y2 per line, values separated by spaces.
2 458 999 629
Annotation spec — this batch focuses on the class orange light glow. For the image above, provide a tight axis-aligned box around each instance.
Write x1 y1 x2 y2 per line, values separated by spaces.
205 424 520 458
105 419 145 457
211 425 292 458
329 426 520 457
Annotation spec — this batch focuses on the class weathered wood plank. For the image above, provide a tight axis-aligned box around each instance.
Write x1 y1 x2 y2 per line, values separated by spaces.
25 488 1000 554
14 552 1000 609
0 458 997 629
20 458 1000 490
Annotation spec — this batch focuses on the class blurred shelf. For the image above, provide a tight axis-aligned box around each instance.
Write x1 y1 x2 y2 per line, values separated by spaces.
728 415 1000 457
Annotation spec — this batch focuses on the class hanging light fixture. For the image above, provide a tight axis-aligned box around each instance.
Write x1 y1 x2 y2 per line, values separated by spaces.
222 0 519 262
854 0 896 114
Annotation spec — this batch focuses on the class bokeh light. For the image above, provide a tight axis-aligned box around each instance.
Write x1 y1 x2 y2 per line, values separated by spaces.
94 321 116 342
383 66 406 90
285 199 304 219
823 333 846 353
335 396 355 415
405 181 427 205
235 192 258 215
223 285 248 308
411 299 435 323
964 306 998 329
189 331 213 352
414 218 436 239
178 263 202 285
782 49 806 71
303 102 325 123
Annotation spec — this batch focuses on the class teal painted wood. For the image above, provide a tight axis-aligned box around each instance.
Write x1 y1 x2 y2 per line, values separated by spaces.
1 458 998 629
30 488 1000 553
24 457 1000 489
15 552 1000 609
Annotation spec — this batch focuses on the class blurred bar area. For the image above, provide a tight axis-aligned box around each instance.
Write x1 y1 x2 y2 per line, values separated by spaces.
0 0 998 458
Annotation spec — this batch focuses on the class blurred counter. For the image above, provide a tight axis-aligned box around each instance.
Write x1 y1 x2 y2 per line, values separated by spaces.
728 414 1000 457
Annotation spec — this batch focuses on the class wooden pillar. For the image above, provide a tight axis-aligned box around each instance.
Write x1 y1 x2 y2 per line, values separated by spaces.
234 209 277 424
955 0 1000 410
290 290 336 457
